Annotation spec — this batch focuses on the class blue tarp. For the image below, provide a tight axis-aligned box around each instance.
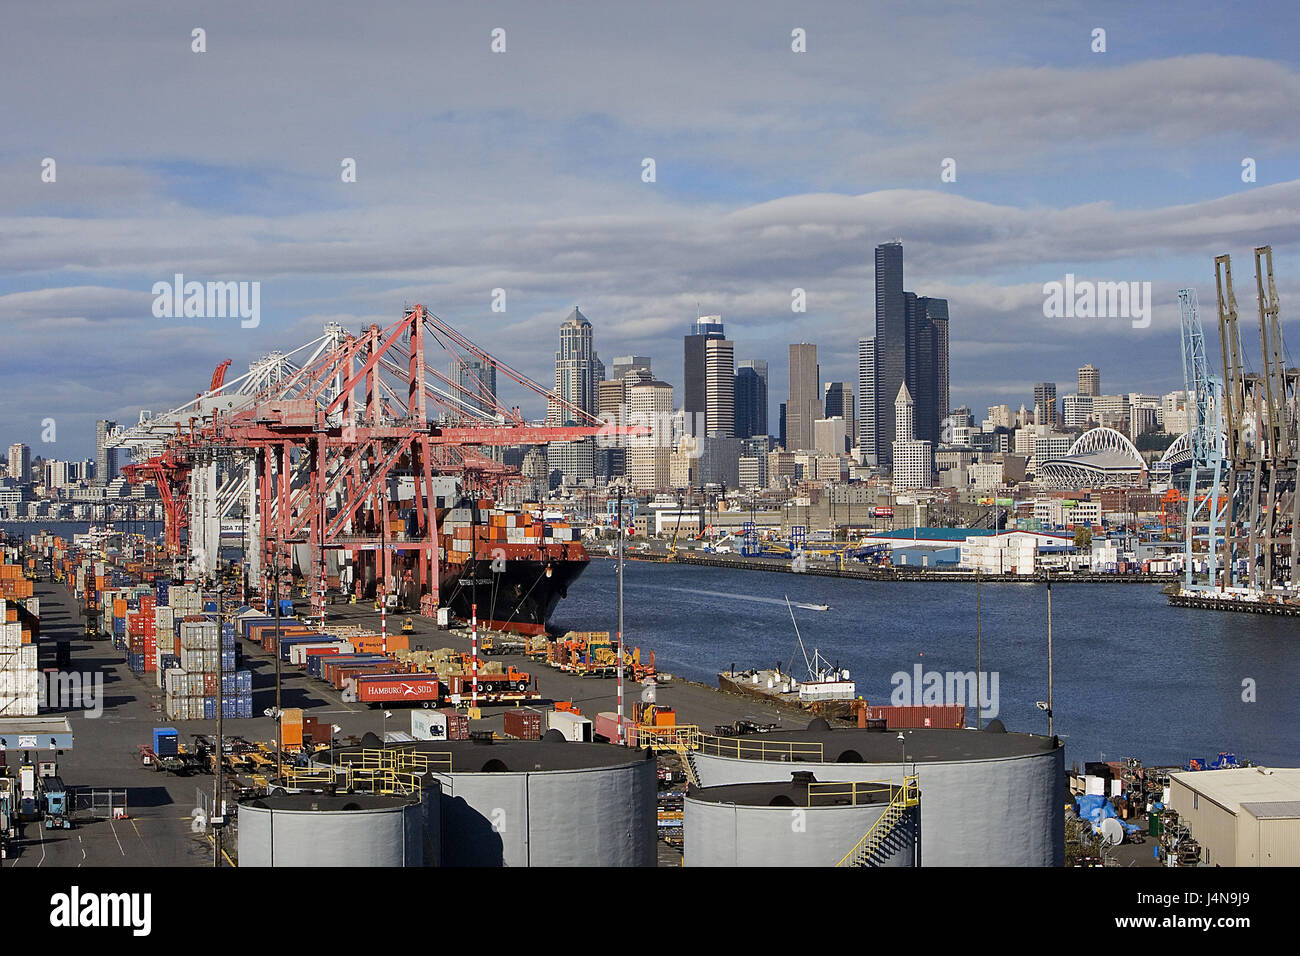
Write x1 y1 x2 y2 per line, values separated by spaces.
1075 793 1141 835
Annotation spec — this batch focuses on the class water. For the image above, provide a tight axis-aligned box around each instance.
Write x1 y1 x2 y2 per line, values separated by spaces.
552 559 1300 768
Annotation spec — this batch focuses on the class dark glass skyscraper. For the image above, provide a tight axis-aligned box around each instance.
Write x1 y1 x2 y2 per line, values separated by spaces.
734 359 768 439
873 242 907 467
865 242 949 465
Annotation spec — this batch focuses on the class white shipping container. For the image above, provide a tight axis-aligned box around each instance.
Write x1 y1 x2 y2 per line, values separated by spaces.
410 710 448 740
545 709 593 742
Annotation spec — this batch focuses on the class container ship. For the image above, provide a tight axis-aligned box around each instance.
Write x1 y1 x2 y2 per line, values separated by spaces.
438 499 588 636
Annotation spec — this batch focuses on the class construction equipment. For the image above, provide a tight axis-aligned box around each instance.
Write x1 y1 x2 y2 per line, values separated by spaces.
400 617 415 636
1213 248 1300 594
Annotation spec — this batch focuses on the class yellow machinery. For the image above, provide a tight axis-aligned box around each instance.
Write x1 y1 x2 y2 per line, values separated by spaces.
401 617 415 635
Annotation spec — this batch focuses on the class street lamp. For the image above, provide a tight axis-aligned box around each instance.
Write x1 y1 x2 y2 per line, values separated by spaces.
897 731 906 775
383 710 393 743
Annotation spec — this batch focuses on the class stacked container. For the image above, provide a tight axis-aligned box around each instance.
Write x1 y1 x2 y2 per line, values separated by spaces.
0 598 39 715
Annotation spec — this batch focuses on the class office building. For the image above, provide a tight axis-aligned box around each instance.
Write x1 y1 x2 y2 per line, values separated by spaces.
451 358 498 416
95 419 117 485
1078 364 1100 398
735 359 768 439
7 444 31 485
786 343 820 451
858 338 877 464
548 308 601 425
683 316 725 436
890 384 932 490
626 379 674 491
1033 383 1059 427
704 337 735 438
612 356 653 381
823 382 854 453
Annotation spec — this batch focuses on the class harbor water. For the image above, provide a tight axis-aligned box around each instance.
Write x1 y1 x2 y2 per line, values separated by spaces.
555 558 1300 769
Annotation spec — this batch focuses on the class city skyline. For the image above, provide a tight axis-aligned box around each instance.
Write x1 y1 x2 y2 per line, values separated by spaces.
4 2 1300 453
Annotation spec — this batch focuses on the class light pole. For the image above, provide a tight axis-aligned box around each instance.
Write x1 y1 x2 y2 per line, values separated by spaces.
616 485 626 744
896 731 906 778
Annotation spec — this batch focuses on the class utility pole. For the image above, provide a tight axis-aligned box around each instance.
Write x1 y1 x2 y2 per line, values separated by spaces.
214 572 224 867
616 485 626 743
1046 570 1054 738
273 551 282 783
975 568 982 731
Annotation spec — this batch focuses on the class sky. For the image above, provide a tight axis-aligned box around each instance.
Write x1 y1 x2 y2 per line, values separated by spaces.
3 0 1300 457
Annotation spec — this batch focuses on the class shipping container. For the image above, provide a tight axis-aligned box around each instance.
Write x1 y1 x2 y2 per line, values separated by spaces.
354 674 441 705
861 704 966 729
546 708 594 742
503 707 544 740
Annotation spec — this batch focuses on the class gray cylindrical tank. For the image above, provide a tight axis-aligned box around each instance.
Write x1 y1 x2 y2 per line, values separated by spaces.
237 792 432 867
685 778 917 867
428 741 657 867
689 728 1065 866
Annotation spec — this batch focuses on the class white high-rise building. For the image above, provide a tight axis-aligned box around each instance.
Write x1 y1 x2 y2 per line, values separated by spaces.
7 443 31 484
1062 394 1094 429
704 337 735 438
890 385 932 490
626 380 674 491
813 417 847 459
858 338 877 466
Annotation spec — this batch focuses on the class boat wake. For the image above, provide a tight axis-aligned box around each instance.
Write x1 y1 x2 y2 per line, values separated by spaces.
624 583 828 611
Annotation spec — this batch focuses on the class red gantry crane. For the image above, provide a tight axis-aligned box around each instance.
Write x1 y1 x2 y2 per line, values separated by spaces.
124 305 643 617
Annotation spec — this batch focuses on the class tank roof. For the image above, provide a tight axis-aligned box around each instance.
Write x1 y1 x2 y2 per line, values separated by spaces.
241 793 414 811
705 727 1058 765
331 739 655 774
690 774 900 808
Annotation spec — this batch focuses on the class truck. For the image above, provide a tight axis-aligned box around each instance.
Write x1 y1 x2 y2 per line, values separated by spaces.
40 776 72 829
546 708 593 742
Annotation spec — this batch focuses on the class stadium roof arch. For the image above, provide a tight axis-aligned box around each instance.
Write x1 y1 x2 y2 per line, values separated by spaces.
1037 426 1147 489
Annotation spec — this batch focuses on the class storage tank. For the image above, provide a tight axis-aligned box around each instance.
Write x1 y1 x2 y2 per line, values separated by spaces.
326 739 657 867
685 773 917 867
688 724 1065 866
237 792 433 867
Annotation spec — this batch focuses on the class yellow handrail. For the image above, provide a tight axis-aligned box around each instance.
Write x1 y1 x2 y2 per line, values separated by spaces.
807 780 893 806
835 776 920 867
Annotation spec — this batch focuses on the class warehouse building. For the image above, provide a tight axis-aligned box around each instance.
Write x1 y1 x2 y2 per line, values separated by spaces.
1168 767 1300 866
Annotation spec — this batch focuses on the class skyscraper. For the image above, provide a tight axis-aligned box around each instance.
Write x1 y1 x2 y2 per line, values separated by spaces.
451 358 498 416
786 343 820 451
612 355 653 381
95 419 117 485
823 382 855 453
1078 364 1100 397
548 307 600 425
7 443 31 484
858 338 876 464
683 315 724 436
1034 382 1059 427
868 242 950 466
704 337 735 438
626 379 674 491
874 242 906 467
891 384 933 490
734 359 768 439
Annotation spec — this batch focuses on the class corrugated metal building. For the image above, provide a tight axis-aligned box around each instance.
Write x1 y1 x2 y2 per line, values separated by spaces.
1168 767 1300 866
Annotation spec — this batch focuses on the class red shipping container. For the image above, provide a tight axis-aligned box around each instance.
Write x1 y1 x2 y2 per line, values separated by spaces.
503 707 543 740
861 705 966 729
203 674 218 696
355 675 441 703
435 708 470 740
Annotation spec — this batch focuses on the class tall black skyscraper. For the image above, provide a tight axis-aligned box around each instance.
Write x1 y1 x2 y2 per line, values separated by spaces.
873 242 907 467
866 242 949 463
683 315 724 436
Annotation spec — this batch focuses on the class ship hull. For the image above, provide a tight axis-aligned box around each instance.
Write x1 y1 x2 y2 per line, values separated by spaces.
439 555 588 635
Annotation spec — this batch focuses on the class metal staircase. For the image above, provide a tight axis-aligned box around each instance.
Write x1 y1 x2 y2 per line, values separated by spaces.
836 776 919 867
